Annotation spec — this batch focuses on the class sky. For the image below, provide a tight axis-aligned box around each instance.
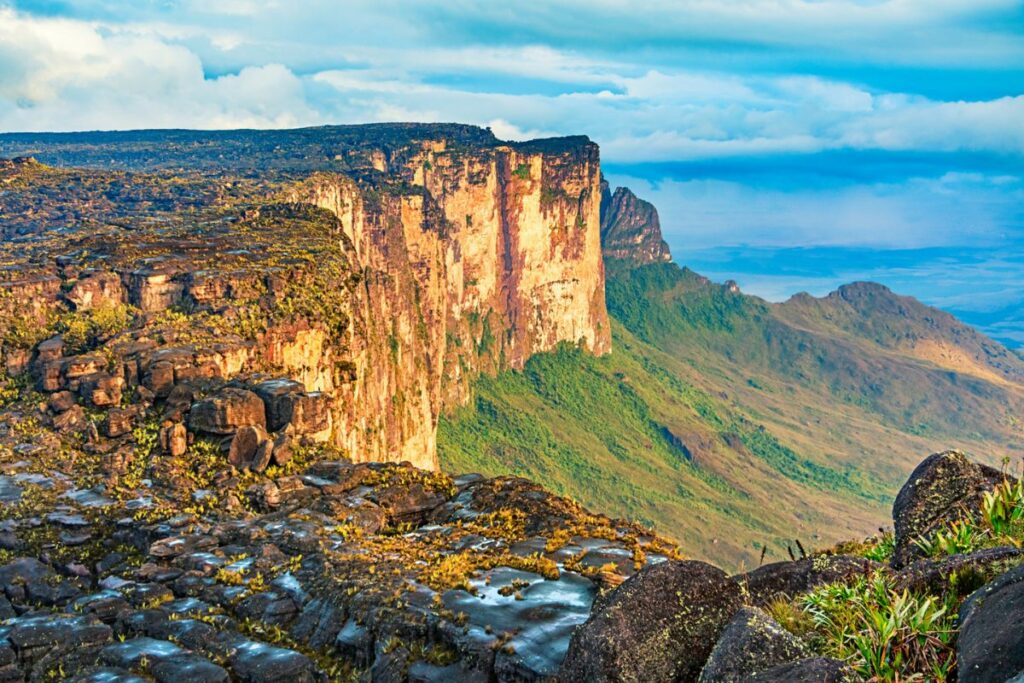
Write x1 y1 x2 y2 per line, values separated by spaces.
0 0 1022 343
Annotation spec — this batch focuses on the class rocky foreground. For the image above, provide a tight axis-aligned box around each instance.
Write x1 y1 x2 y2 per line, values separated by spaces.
0 423 1021 682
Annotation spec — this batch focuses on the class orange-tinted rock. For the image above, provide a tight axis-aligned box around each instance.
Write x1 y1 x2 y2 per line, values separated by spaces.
190 389 266 436
65 271 125 310
228 424 269 469
77 373 124 408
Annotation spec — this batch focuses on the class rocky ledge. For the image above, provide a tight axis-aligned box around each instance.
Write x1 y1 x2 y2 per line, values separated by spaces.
0 442 1019 681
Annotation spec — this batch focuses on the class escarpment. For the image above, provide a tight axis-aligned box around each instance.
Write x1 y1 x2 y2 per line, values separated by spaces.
599 181 672 265
0 125 610 469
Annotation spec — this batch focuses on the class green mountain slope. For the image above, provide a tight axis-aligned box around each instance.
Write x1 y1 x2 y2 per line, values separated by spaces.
439 260 1024 570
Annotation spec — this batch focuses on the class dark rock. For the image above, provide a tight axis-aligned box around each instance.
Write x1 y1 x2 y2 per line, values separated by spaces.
739 555 874 606
54 403 88 431
69 667 149 683
104 408 136 438
149 654 230 683
957 562 1024 682
560 560 743 682
228 640 318 683
371 481 447 525
250 438 275 473
48 390 76 413
334 619 375 668
229 424 270 469
100 637 184 668
189 388 266 435
145 361 175 398
254 379 304 432
289 598 345 651
893 546 1022 594
746 657 852 682
0 557 54 600
892 451 1008 567
698 607 810 682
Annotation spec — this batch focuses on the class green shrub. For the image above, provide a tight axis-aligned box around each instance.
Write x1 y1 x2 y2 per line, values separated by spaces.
863 531 895 562
800 572 957 681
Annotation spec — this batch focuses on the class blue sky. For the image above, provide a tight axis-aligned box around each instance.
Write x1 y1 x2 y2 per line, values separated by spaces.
1 0 1022 343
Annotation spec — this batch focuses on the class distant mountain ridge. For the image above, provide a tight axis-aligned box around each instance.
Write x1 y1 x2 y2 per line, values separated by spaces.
440 186 1024 568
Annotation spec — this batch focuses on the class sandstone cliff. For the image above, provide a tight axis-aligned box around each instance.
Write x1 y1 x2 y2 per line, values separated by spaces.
0 126 610 469
599 181 672 265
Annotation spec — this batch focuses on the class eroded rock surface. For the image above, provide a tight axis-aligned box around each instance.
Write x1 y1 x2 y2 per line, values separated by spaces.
892 450 1008 566
560 560 742 682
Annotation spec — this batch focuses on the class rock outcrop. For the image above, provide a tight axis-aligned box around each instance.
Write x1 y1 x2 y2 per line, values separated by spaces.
560 560 743 682
891 450 1007 566
957 563 1024 682
599 182 672 265
0 125 612 470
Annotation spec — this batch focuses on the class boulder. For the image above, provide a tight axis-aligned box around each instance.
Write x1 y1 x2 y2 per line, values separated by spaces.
37 360 64 392
746 657 852 682
103 408 136 438
48 390 76 413
698 607 810 682
290 392 330 435
957 563 1024 682
228 425 270 469
739 555 873 606
271 432 293 467
253 379 305 432
892 451 1008 567
250 438 275 473
189 388 266 435
35 335 64 366
77 372 124 408
893 546 1022 594
159 423 188 457
145 361 176 398
559 560 743 682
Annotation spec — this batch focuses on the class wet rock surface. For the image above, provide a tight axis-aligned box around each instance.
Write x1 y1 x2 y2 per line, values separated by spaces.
0 444 678 682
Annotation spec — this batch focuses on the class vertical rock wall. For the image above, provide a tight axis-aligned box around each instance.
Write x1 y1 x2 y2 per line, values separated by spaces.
289 137 610 469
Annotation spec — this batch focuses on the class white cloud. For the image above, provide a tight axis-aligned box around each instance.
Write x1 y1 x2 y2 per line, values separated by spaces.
0 8 321 131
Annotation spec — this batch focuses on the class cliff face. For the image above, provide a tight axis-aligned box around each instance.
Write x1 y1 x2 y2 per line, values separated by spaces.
600 182 673 265
0 126 610 470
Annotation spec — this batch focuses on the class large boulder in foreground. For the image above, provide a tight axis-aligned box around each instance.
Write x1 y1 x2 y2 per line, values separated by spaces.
698 606 810 683
957 563 1024 682
559 560 742 683
892 451 1007 567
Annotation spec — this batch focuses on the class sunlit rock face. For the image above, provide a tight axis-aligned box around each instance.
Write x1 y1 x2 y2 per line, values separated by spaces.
0 125 611 470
